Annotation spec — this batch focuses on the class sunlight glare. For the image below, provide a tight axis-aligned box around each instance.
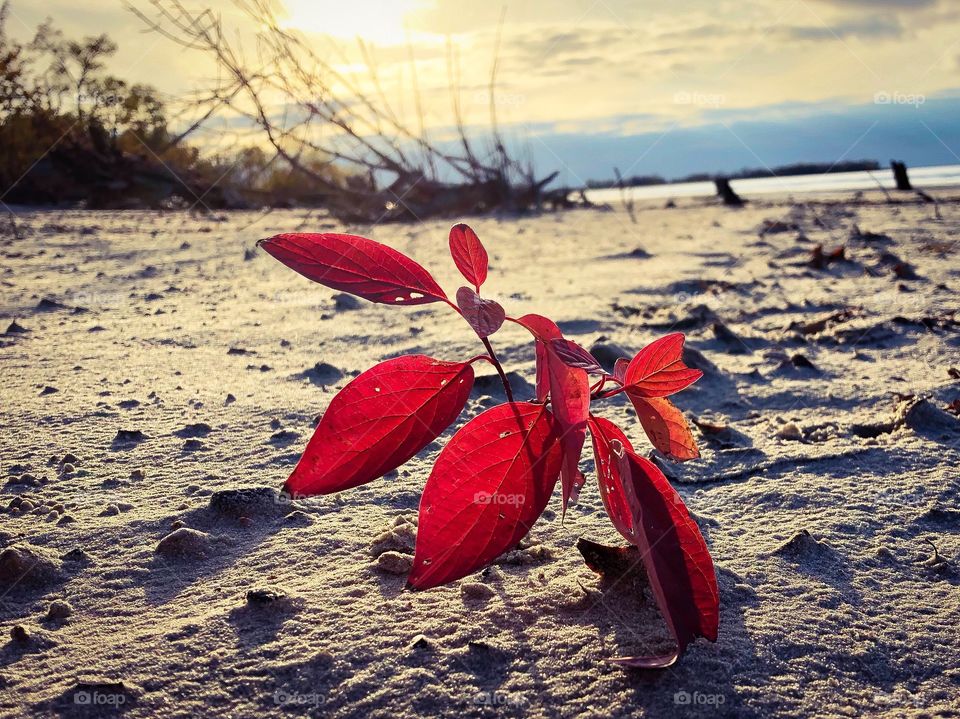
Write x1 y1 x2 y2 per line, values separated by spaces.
280 0 428 45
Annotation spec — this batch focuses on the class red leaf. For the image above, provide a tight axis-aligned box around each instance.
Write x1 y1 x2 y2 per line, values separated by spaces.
587 415 635 542
550 338 606 376
514 314 589 511
613 358 629 384
624 333 703 397
258 233 447 305
627 393 700 461
588 415 718 667
408 402 563 589
456 286 505 338
448 223 488 290
534 340 550 402
283 355 473 496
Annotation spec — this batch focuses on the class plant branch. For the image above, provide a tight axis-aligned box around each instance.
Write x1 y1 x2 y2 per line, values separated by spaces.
481 337 514 403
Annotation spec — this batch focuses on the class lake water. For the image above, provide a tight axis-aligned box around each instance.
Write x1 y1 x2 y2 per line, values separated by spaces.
584 163 960 204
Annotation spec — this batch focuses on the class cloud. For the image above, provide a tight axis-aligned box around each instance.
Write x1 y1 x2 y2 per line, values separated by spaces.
810 0 937 7
784 16 905 40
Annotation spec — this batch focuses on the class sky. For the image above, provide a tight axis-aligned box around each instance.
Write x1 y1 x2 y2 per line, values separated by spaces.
7 0 960 181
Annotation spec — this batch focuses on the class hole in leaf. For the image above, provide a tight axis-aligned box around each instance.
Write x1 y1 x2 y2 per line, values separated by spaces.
499 431 511 438
410 292 424 299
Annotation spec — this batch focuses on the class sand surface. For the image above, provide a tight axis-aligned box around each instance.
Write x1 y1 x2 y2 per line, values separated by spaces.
1 194 959 718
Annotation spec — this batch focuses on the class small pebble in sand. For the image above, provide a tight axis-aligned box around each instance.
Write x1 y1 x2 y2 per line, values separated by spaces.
333 293 362 310
40 386 59 395
777 423 803 441
409 634 432 650
19 499 35 512
46 600 73 620
0 545 62 586
61 548 92 564
16 473 40 487
61 463 75 474
101 504 120 516
209 487 280 517
460 582 495 601
376 551 413 575
61 453 81 465
113 429 148 444
225 393 236 405
130 469 146 480
246 587 287 605
57 514 76 526
10 624 30 642
155 528 213 558
170 520 185 530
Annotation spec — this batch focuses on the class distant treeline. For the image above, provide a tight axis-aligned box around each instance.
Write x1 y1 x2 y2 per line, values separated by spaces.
586 160 882 189
0 3 352 209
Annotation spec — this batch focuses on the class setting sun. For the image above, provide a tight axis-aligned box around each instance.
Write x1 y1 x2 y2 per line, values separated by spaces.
280 0 429 44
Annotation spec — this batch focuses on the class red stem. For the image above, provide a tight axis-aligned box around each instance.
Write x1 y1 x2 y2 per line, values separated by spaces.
481 337 514 402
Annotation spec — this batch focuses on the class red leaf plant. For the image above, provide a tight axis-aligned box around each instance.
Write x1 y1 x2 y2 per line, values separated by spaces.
258 226 718 667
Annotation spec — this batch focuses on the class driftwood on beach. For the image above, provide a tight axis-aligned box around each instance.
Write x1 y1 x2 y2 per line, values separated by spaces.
128 0 556 222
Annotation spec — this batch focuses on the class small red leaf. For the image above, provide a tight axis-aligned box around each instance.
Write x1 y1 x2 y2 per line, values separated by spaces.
550 338 606 376
624 333 703 397
627 394 700 461
534 340 550 402
449 223 489 290
588 415 718 667
258 233 447 305
408 402 563 589
613 358 629 384
514 315 589 512
284 355 473 496
456 287 505 338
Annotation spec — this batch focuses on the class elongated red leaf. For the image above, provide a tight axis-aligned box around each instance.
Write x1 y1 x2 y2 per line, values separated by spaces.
408 402 563 589
624 333 703 397
258 233 447 305
587 415 635 542
588 415 718 667
456 286 505 338
284 355 473 496
627 393 699 461
514 314 589 511
550 338 606 376
449 223 488 290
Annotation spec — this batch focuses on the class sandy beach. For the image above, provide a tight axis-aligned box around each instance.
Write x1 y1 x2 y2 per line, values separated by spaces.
2 192 959 718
